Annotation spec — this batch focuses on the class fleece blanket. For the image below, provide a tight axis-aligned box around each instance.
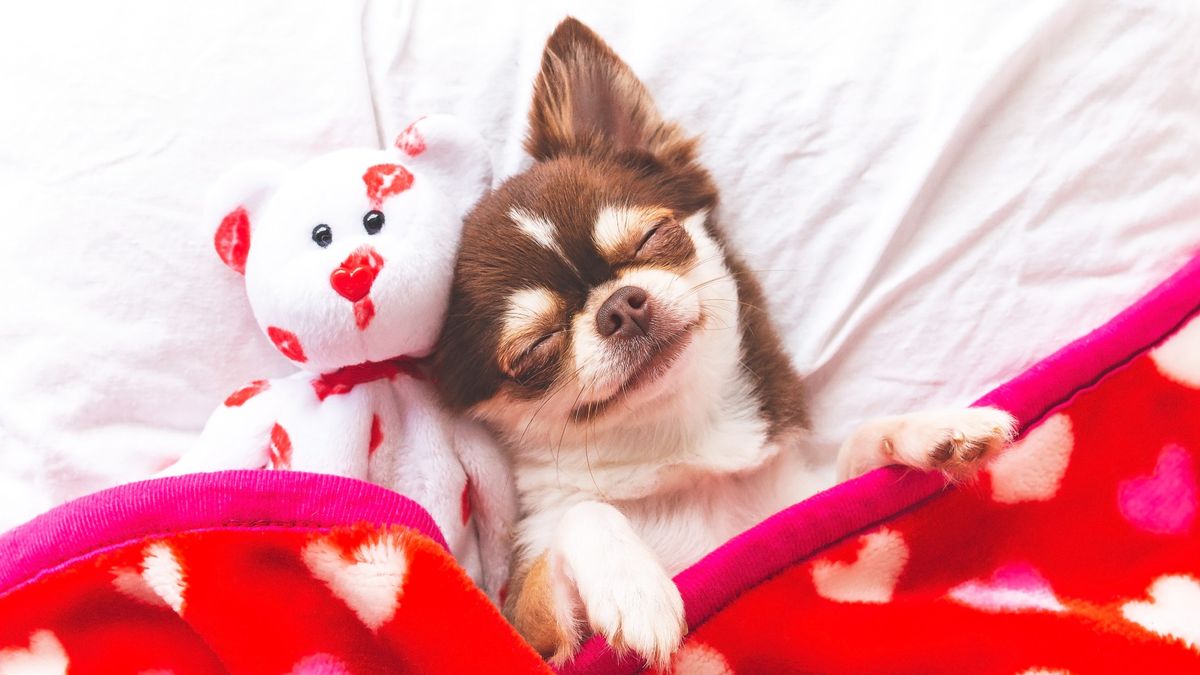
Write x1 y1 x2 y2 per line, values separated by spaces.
2 255 1198 673
0 472 548 673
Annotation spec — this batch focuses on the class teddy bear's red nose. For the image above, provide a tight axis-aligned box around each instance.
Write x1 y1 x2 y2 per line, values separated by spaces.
330 265 376 302
330 247 384 302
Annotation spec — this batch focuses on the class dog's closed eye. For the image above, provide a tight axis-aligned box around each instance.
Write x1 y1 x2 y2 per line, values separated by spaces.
507 330 565 385
633 214 694 267
635 224 662 256
500 287 564 384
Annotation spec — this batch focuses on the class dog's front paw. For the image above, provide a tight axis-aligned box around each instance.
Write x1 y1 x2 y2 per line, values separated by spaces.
838 407 1017 481
554 502 686 668
573 544 686 667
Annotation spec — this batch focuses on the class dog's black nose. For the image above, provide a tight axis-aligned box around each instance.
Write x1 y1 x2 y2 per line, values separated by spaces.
596 286 651 338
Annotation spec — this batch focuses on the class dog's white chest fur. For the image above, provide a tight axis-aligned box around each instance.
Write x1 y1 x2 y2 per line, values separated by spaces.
616 446 826 574
514 371 825 575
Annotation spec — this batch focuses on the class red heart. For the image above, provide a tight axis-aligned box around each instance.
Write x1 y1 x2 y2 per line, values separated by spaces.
266 326 307 363
269 423 292 469
330 266 375 302
395 120 426 156
363 163 414 205
224 379 270 407
214 206 251 274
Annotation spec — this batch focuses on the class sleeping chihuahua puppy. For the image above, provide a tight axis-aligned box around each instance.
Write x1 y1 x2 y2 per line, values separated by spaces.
435 18 1015 667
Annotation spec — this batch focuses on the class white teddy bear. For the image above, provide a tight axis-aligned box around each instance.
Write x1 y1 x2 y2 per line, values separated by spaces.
163 115 514 600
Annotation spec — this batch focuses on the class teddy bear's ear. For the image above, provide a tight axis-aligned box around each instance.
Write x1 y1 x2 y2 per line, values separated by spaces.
393 115 493 214
207 161 285 274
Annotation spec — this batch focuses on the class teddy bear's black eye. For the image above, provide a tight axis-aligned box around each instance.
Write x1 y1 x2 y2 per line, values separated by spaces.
311 224 333 248
363 210 384 235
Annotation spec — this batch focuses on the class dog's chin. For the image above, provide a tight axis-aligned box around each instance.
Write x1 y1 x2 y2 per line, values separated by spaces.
570 325 699 422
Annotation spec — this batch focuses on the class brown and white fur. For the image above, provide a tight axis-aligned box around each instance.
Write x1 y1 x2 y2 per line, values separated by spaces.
435 18 1015 667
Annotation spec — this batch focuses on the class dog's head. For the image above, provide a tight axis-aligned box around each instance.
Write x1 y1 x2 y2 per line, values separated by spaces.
437 19 798 448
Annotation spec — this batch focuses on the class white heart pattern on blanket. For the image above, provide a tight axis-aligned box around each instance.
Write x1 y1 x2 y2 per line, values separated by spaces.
302 532 409 630
989 413 1074 504
948 562 1065 613
1121 574 1200 652
812 528 909 603
1150 314 1200 388
111 565 170 608
141 541 186 615
667 642 734 675
0 630 69 673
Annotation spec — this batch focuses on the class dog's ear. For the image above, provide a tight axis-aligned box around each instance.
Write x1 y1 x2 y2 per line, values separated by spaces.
526 17 695 164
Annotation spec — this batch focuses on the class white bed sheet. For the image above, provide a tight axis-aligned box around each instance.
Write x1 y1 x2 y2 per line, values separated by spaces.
1 0 1197 531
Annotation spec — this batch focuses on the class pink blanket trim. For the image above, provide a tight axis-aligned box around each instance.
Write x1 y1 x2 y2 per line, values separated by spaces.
559 252 1200 675
0 470 446 599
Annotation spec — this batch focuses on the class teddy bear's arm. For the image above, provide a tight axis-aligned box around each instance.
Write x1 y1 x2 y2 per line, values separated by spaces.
454 417 519 603
160 379 285 476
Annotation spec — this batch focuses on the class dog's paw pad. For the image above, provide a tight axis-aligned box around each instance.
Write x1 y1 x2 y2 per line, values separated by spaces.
916 409 1016 480
869 407 1016 481
838 407 1017 481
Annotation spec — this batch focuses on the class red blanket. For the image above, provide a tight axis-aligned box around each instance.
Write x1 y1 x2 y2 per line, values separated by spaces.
2 256 1198 674
0 473 548 673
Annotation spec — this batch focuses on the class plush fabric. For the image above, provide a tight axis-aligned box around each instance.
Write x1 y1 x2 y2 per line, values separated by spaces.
159 116 516 601
558 256 1200 674
0 472 547 674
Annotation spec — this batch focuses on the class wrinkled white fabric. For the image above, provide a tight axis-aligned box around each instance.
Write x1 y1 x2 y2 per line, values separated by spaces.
1 0 1198 530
